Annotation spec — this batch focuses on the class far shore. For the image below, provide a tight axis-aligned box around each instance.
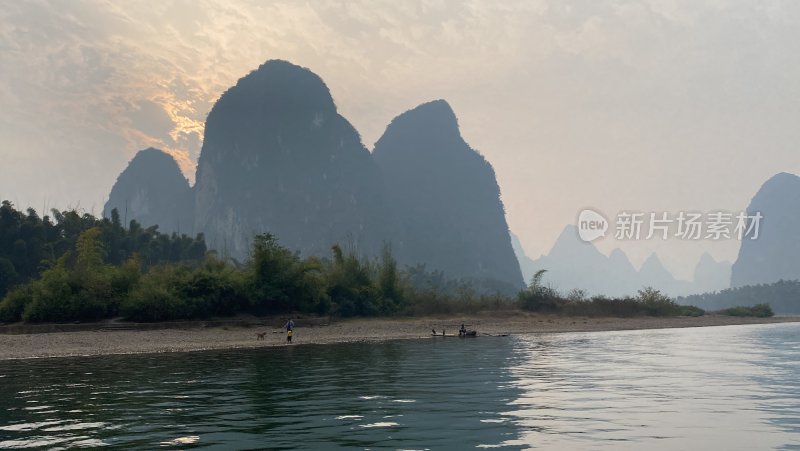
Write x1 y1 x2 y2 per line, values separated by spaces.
1 314 798 360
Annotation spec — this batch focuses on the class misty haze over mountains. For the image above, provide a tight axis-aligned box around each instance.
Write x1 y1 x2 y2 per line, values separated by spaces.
373 100 523 290
103 148 193 235
512 228 732 298
192 60 386 261
731 172 800 288
104 59 800 300
106 60 523 293
514 170 800 299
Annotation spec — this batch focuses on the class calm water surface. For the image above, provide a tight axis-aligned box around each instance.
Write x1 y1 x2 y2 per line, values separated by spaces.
0 323 798 450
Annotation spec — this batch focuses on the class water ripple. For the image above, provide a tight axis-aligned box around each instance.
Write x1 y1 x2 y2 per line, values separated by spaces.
0 323 797 449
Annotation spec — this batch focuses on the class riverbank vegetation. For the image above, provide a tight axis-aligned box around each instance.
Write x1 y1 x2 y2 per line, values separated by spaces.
718 304 774 318
0 200 205 300
516 270 705 317
0 202 764 324
678 281 798 315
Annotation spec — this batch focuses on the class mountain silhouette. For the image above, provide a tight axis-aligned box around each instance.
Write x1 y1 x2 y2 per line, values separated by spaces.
103 148 193 234
731 172 800 287
692 252 732 293
511 232 538 285
522 225 717 297
608 248 637 276
104 61 528 291
373 100 524 290
528 225 621 294
193 60 387 259
637 253 691 294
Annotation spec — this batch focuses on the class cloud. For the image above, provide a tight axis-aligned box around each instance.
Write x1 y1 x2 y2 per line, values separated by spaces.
2 0 800 277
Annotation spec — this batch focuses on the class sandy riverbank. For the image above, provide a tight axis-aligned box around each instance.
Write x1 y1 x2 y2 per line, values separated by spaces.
1 314 798 360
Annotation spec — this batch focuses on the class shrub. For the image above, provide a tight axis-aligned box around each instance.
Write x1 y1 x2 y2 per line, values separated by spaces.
720 303 774 318
0 285 32 323
565 288 588 302
518 286 561 312
122 287 187 322
559 295 639 317
518 270 561 312
678 305 705 317
326 244 378 317
247 233 326 314
20 266 73 323
637 287 681 316
751 303 774 317
121 265 188 322
21 265 115 323
407 289 452 316
181 258 248 317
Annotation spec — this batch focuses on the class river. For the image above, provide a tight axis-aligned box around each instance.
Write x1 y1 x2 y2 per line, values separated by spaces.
1 323 798 449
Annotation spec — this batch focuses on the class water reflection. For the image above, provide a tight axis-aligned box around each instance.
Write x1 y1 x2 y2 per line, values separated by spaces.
1 324 798 449
0 338 523 449
748 325 800 446
503 323 800 450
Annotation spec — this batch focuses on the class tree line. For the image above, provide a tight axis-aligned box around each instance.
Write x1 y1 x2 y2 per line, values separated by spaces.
0 217 712 323
0 200 773 323
0 201 206 300
515 270 706 317
0 201 527 323
0 226 426 323
678 280 799 314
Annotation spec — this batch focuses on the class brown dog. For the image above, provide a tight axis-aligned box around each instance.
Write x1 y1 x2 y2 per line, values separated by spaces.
255 332 267 340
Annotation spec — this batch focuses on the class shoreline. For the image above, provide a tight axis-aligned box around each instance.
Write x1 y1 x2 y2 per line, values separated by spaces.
1 314 798 360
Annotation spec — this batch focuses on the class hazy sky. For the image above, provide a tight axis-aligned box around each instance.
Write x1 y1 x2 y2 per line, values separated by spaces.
2 0 799 279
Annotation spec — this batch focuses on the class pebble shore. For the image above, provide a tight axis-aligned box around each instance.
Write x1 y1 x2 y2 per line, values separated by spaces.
1 314 798 360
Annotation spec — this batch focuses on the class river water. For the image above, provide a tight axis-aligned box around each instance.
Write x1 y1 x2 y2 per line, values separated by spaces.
1 323 798 449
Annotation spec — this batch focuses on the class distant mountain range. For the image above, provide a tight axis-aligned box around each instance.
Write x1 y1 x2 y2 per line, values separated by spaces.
104 60 800 299
513 171 800 298
511 227 731 297
105 60 523 292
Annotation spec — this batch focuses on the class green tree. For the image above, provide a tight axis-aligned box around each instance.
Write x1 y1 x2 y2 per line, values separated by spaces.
326 244 378 317
76 227 105 271
248 233 325 313
181 255 248 317
0 201 207 299
0 258 18 299
376 244 405 314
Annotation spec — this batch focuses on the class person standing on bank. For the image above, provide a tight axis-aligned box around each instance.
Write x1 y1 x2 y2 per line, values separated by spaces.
284 318 295 343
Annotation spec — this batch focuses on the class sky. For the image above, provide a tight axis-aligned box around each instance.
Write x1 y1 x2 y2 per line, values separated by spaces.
2 0 799 280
